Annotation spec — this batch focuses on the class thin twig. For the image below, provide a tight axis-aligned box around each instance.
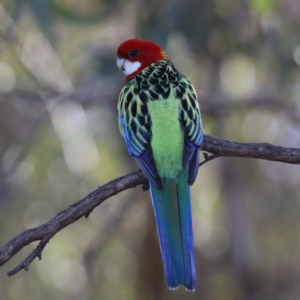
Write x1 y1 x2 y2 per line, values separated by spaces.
199 153 220 167
8 238 50 276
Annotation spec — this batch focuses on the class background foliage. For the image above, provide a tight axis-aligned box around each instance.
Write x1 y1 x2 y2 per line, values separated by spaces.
1 0 300 299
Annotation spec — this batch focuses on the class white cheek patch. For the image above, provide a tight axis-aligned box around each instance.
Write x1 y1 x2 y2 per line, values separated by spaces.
117 57 125 70
123 60 141 76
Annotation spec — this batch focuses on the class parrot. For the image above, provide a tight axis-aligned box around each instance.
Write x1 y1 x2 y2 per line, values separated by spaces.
116 39 203 291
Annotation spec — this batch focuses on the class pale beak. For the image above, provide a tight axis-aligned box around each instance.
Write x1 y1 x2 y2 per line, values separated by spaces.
117 56 126 73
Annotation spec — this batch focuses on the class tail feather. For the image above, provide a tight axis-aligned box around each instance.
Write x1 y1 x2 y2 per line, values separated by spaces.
150 169 196 291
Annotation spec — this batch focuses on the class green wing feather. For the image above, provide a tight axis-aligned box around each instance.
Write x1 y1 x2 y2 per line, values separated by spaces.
176 77 203 184
118 71 163 189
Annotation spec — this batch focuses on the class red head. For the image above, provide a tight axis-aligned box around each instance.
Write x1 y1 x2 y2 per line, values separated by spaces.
117 39 168 81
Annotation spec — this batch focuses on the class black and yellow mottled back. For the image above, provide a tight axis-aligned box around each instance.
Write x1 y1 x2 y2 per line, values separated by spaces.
118 58 203 187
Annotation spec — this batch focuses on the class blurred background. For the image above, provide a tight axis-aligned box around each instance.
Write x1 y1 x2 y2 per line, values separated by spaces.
0 0 300 299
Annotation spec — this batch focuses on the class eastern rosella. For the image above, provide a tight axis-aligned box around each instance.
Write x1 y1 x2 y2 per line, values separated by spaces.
116 39 203 291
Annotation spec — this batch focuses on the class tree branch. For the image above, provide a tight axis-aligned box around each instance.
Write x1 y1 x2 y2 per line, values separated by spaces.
203 135 300 164
0 134 299 275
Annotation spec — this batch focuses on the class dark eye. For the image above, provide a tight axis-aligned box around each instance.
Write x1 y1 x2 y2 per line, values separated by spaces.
129 50 138 57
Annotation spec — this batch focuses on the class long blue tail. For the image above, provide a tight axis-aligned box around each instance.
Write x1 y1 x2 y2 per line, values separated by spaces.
150 169 196 291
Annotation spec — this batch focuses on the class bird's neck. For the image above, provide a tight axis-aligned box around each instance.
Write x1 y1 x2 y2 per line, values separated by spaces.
125 57 170 82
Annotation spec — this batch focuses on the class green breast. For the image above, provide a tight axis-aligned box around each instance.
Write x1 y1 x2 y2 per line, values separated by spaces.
148 98 184 179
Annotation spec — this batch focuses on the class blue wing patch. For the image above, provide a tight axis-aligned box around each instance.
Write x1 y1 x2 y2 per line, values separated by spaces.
119 115 163 190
